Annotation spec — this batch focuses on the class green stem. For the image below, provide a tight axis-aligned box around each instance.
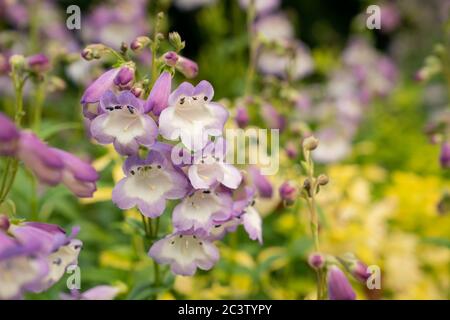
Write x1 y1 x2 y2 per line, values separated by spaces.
32 81 45 132
245 0 257 96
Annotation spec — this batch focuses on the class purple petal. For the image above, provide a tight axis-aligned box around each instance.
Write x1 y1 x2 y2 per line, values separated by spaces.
145 71 172 115
81 68 120 104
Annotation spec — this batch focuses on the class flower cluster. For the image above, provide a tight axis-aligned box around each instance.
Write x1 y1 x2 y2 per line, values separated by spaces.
0 112 99 197
81 35 263 276
0 215 82 300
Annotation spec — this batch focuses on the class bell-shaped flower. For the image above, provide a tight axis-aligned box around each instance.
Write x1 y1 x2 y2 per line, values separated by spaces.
51 148 99 198
188 140 242 190
148 230 219 276
9 222 82 292
173 188 233 233
17 132 64 185
90 90 158 155
159 81 228 151
0 228 48 300
112 148 189 218
0 112 20 156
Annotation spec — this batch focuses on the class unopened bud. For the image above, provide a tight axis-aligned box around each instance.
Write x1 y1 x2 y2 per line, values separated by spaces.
131 85 144 98
9 54 25 70
175 55 198 79
303 135 319 151
26 53 50 73
81 44 108 61
235 106 249 129
308 252 325 269
164 51 179 67
279 181 297 205
317 174 329 186
130 36 151 51
338 253 371 283
169 32 185 52
285 141 298 159
0 214 10 231
440 142 450 168
114 66 135 89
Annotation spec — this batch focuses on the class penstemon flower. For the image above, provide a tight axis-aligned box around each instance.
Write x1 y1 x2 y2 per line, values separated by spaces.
159 81 228 151
172 188 233 233
326 265 356 300
112 147 189 218
187 141 242 190
144 71 172 115
148 231 220 276
90 90 158 155
0 112 20 156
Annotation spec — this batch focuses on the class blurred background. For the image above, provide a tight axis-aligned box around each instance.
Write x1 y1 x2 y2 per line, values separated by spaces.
0 0 449 299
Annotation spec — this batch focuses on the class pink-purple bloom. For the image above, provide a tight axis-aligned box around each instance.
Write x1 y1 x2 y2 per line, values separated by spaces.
327 266 356 300
440 142 450 168
0 112 20 156
145 71 172 115
112 147 189 218
90 90 158 155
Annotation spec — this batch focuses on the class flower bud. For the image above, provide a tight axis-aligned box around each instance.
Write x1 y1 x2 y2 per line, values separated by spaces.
303 135 319 151
144 71 172 115
338 253 370 283
81 44 108 61
164 51 179 67
285 141 298 159
308 252 325 269
168 32 185 51
26 53 50 73
327 265 356 300
235 106 249 128
175 55 198 79
279 181 297 205
317 174 329 186
9 54 25 70
130 36 151 51
114 66 134 89
440 142 450 168
131 85 144 98
0 214 10 231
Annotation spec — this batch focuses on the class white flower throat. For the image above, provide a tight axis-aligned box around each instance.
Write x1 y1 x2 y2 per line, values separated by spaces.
175 95 210 122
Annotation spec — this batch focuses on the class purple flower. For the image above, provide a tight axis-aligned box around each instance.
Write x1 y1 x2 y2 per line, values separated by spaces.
51 149 99 198
285 141 298 159
26 53 50 73
0 229 48 300
159 81 228 151
175 55 199 79
17 132 64 185
188 141 242 189
235 105 250 128
61 285 120 300
0 112 20 156
260 103 286 130
279 181 297 204
257 41 314 80
81 68 121 106
148 231 219 276
112 148 189 218
113 66 134 90
211 186 263 243
144 71 172 115
173 189 233 233
249 166 273 198
8 222 82 293
90 90 158 155
440 142 450 168
327 266 356 300
164 51 179 67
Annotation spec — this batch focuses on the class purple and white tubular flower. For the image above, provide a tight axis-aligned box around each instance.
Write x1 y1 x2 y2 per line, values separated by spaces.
51 148 99 198
159 81 228 151
149 230 220 276
172 188 233 233
0 112 20 156
90 90 158 155
0 218 82 299
112 146 188 218
188 140 242 190
17 131 65 186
